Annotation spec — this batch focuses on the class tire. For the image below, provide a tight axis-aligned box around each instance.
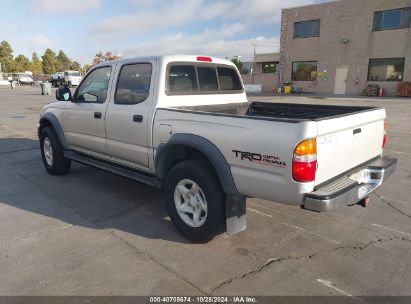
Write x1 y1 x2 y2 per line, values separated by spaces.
67 81 72 88
164 160 225 243
40 127 71 175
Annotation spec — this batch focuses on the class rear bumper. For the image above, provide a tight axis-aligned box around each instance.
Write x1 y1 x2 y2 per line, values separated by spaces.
304 156 397 212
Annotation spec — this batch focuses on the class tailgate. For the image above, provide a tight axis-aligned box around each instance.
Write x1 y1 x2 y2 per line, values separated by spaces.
315 108 386 185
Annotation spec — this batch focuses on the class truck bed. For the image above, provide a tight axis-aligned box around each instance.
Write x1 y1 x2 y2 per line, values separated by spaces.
169 101 379 122
246 102 378 121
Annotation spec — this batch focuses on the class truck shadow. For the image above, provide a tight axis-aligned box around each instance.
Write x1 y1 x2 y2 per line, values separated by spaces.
0 138 191 244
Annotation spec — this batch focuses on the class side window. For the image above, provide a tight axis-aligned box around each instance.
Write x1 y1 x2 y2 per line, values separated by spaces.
168 65 198 93
197 67 218 91
76 66 112 103
217 67 243 91
115 63 152 105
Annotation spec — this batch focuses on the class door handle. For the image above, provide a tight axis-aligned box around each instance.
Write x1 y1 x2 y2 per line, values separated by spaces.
353 128 362 135
94 112 102 119
133 115 143 123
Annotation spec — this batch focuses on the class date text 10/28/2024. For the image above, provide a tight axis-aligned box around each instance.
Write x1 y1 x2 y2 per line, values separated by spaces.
150 296 257 303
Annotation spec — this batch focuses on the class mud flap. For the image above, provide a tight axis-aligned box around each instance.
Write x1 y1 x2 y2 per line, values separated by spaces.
226 195 247 235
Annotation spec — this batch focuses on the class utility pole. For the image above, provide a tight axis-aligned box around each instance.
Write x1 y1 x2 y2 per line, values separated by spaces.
252 40 256 85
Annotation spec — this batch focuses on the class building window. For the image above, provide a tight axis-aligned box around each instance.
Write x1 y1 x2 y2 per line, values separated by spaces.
368 58 405 81
262 62 277 73
292 61 318 81
373 8 411 31
293 20 320 38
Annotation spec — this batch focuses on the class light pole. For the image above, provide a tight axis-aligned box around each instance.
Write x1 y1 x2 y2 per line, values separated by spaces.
252 40 257 84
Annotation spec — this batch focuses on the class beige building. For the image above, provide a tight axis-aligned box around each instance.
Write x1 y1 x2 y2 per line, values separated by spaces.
280 0 411 96
242 53 280 93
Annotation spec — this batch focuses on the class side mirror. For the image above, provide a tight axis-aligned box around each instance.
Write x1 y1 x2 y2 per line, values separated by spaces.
56 86 72 101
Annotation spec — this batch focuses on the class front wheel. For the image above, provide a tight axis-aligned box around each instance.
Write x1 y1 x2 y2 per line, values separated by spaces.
40 127 71 175
164 160 225 243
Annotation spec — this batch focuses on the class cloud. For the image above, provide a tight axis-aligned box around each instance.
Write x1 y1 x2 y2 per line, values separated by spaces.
122 29 279 60
91 0 233 35
18 0 330 62
34 0 100 13
230 0 321 23
25 35 54 49
10 35 56 56
93 0 325 35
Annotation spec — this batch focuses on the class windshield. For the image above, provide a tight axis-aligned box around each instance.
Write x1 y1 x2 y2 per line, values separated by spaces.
68 72 80 76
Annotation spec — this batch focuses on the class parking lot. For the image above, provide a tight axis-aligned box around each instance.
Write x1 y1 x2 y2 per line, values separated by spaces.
0 86 410 297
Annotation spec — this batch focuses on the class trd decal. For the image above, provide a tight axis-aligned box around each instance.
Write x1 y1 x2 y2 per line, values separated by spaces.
233 150 286 168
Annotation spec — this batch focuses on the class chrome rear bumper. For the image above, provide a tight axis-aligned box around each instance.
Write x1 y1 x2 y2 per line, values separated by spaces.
304 156 397 212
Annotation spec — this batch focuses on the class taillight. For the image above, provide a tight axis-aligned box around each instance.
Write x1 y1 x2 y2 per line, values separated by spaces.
292 138 317 183
197 56 212 62
382 120 387 149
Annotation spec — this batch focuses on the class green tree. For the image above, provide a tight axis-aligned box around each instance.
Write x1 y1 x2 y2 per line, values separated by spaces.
70 61 81 71
32 52 43 76
82 64 93 74
42 48 57 74
231 58 249 74
0 40 15 73
56 50 72 71
14 54 31 72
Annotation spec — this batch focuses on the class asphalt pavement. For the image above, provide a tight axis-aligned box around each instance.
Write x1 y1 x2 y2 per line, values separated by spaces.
0 86 410 297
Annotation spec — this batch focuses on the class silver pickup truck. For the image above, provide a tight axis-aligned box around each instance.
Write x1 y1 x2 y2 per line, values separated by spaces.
38 55 397 242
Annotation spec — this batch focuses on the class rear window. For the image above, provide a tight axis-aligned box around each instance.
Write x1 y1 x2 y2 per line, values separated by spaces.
168 65 198 93
167 63 243 95
217 67 243 91
197 67 218 91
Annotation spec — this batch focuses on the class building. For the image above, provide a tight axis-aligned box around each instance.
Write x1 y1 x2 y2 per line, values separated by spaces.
242 53 280 93
280 0 411 96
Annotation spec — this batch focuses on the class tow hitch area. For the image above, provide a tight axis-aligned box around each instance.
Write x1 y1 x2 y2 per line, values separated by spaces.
304 156 397 212
359 196 370 208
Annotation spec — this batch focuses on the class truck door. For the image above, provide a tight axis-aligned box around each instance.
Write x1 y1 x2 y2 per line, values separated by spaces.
61 65 113 155
105 61 155 170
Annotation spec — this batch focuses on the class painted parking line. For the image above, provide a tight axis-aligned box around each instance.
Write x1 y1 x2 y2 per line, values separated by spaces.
283 223 341 245
247 201 282 214
372 224 411 237
317 279 353 296
385 150 411 155
317 279 366 303
246 207 273 218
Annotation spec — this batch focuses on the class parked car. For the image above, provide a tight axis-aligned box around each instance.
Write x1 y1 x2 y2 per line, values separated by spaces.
17 72 34 85
37 55 397 242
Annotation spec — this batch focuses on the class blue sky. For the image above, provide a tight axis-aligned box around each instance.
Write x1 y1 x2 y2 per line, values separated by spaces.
0 0 329 64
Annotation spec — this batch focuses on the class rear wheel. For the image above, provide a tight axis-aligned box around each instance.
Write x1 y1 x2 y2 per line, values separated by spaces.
164 160 225 243
40 127 71 175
